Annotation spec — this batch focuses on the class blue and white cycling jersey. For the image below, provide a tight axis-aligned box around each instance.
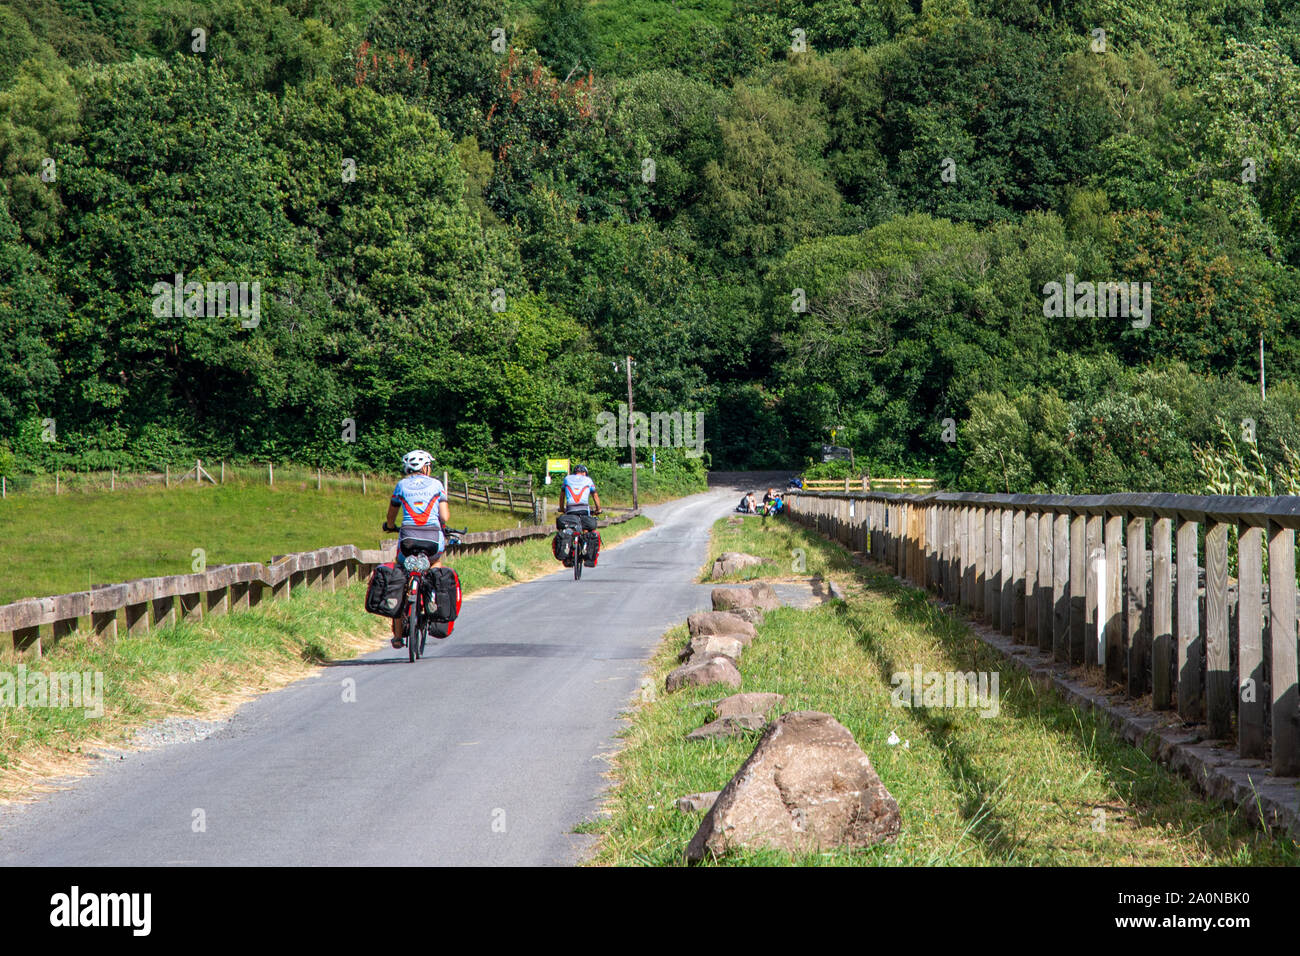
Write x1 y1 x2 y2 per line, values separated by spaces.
391 474 446 547
561 473 596 512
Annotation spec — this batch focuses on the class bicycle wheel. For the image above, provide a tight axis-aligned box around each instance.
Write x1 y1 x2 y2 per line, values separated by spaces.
573 535 583 580
406 599 418 662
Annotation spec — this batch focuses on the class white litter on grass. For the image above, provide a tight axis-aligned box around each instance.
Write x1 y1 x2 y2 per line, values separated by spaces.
887 731 900 746
903 740 910 749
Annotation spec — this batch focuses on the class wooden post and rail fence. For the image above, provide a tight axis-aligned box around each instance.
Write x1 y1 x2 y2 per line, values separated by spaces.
0 510 640 658
799 476 935 493
786 489 1300 777
0 463 541 517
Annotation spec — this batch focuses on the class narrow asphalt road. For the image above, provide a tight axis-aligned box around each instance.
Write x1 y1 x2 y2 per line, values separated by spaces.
0 486 743 866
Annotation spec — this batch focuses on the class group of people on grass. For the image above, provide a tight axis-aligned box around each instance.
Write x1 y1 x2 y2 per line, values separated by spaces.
735 487 785 516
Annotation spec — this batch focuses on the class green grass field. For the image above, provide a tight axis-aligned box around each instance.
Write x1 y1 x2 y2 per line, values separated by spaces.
583 516 1300 866
0 514 652 799
0 481 530 605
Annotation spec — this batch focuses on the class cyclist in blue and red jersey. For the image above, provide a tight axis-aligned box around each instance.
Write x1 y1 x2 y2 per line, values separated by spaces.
558 464 601 521
381 450 451 647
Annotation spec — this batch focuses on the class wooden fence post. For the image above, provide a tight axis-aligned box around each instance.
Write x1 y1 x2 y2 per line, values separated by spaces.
1176 515 1202 721
983 506 995 622
1084 514 1101 666
1104 511 1124 684
1204 519 1232 739
1024 512 1038 645
1268 521 1299 775
1126 514 1149 697
1054 512 1071 661
1036 510 1053 652
1000 508 1014 636
1013 510 1027 640
1237 523 1265 756
1152 516 1174 709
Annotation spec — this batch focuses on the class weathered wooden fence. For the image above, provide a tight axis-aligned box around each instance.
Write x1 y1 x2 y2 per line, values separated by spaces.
800 476 936 493
452 470 537 515
0 510 639 657
786 490 1300 776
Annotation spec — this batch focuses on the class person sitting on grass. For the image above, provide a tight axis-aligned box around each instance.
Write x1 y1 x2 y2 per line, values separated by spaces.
761 488 785 516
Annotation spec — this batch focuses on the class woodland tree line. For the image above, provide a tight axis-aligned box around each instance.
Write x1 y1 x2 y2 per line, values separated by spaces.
1 0 1299 492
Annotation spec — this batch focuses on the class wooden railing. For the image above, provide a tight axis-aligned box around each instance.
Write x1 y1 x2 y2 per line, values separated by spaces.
786 489 1300 776
800 476 936 493
0 510 640 656
453 470 536 515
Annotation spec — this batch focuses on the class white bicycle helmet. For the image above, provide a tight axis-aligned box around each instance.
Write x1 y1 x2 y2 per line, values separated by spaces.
402 449 433 474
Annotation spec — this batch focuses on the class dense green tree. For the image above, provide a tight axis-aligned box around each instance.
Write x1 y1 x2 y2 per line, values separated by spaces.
0 191 62 433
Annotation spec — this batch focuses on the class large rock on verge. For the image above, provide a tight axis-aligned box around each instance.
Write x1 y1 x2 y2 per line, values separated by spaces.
747 582 781 611
687 713 768 740
666 655 742 693
711 552 765 578
729 607 766 627
679 634 746 665
715 692 784 719
687 611 757 643
686 711 900 862
711 583 782 613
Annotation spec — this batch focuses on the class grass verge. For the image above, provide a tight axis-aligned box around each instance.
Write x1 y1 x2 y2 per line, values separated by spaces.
702 512 854 582
585 517 1300 866
0 515 651 801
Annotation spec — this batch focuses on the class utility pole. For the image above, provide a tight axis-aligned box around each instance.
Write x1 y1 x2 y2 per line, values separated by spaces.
625 354 639 510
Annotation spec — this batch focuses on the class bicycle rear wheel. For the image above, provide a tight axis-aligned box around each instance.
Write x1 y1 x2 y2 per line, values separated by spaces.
574 535 583 579
407 600 418 662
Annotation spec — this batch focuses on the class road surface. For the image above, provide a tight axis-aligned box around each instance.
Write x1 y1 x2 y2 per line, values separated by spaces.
0 485 750 865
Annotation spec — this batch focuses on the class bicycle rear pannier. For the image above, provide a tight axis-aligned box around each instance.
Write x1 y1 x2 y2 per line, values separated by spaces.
422 566 462 623
365 563 408 618
582 530 601 567
554 515 581 564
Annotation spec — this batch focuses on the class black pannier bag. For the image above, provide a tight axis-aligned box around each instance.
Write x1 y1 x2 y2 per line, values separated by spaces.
582 530 601 566
421 566 462 623
365 563 408 618
554 513 583 564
